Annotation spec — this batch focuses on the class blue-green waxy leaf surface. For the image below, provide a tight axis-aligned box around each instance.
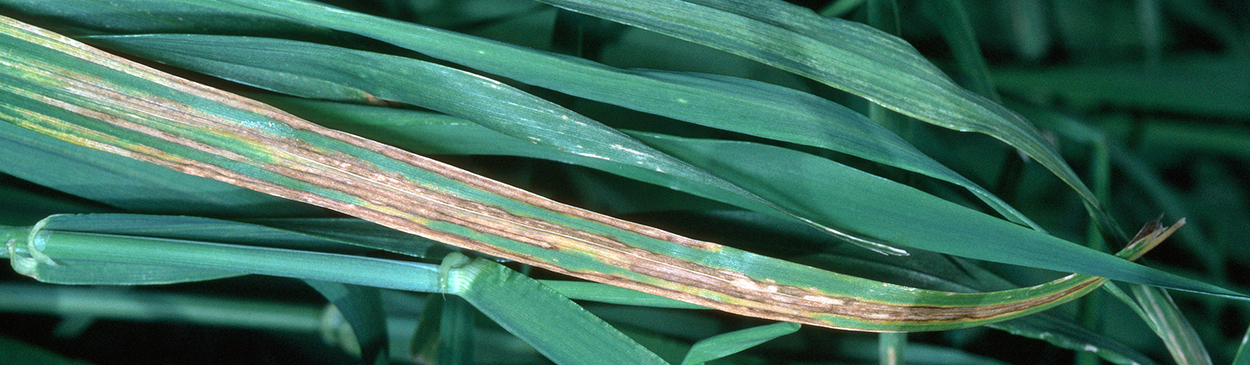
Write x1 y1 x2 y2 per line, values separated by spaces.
527 0 1124 239
440 253 667 365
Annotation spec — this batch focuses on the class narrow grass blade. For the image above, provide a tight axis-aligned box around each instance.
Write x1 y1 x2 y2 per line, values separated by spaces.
2 15 1242 334
530 0 1124 240
627 132 1219 294
304 281 389 365
437 296 476 365
408 295 443 363
681 322 799 365
918 0 998 101
1235 325 1250 365
1127 285 1213 365
440 253 668 365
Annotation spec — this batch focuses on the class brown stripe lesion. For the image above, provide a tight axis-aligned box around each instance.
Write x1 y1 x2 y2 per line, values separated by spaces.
589 262 1101 330
298 119 726 252
29 62 1105 331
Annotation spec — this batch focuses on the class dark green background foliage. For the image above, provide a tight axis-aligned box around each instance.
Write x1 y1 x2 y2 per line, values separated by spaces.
2 0 1248 364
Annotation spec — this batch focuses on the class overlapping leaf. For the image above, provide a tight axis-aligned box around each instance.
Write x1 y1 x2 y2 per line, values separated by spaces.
528 0 1124 240
72 34 1197 288
441 253 668 365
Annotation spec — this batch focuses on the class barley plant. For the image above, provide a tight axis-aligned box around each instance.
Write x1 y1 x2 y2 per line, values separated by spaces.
1 1 1248 364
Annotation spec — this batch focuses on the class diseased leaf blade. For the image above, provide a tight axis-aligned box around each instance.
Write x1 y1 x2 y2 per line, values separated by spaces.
86 30 908 255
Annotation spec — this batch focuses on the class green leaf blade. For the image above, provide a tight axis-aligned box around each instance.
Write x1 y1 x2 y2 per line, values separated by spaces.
628 132 1241 299
681 322 799 365
442 254 668 365
532 0 1123 239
